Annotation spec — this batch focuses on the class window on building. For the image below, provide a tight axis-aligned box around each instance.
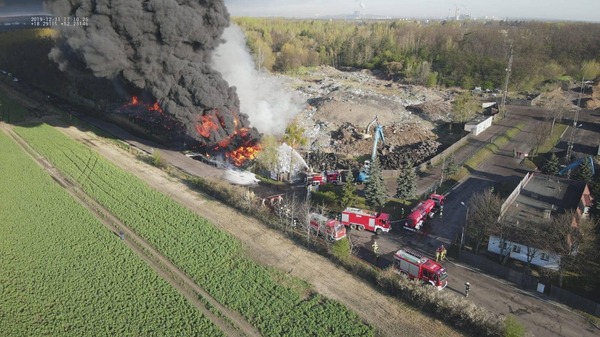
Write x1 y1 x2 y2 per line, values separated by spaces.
512 245 521 254
540 253 550 261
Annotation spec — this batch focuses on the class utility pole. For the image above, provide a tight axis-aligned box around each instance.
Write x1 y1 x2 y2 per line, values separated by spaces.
566 77 586 161
501 41 513 120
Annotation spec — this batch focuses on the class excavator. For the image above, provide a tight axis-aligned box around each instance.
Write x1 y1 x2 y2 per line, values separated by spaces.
558 156 595 176
357 116 385 183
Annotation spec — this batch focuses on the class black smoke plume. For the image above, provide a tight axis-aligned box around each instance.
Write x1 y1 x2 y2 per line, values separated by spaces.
45 0 258 149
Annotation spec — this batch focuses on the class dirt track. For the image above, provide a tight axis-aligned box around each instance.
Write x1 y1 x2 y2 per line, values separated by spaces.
53 122 462 337
1 123 260 337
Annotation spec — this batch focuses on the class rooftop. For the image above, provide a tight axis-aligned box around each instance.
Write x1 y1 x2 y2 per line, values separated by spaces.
503 174 587 226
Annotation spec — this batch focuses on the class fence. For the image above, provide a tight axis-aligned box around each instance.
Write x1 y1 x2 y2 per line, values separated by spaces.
459 250 600 317
421 134 473 171
500 172 532 216
459 250 539 290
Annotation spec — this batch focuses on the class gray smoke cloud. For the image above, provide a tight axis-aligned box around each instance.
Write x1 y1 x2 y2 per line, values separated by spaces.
212 25 303 135
45 0 258 149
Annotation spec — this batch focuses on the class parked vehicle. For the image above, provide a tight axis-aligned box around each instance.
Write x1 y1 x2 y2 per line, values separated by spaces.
306 170 343 186
340 207 391 234
393 249 448 290
309 213 347 241
404 193 444 231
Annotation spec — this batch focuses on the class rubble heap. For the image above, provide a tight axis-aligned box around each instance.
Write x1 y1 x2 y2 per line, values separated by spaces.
288 65 454 171
379 140 441 169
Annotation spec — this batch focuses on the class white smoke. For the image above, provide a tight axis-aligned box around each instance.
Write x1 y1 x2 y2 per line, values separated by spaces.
212 25 303 135
278 143 309 173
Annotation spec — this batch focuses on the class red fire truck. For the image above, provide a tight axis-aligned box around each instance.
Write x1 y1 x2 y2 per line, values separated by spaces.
393 249 448 290
309 213 347 241
305 172 325 186
404 193 444 231
324 170 342 184
340 207 391 234
306 171 342 186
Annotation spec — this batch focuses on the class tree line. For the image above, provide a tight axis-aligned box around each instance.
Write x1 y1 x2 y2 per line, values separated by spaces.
234 17 600 91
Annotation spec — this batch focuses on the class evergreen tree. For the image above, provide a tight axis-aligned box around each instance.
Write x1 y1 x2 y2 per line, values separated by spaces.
340 179 357 209
541 152 560 175
395 160 417 200
573 160 594 184
364 157 386 210
443 155 459 178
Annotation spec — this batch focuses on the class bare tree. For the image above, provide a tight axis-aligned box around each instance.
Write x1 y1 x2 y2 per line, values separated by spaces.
531 118 551 158
513 218 549 273
536 89 570 134
548 210 597 287
465 189 503 253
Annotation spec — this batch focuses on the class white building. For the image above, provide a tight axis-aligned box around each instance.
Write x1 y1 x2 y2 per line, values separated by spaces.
464 115 493 136
487 235 561 270
488 173 592 270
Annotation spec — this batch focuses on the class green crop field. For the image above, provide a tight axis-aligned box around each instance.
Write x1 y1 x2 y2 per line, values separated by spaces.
15 123 373 337
0 130 222 337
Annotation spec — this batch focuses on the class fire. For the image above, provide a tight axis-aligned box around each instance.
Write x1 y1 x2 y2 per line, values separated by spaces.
216 138 231 149
226 145 261 167
195 114 220 138
192 109 260 167
125 96 163 113
149 102 163 113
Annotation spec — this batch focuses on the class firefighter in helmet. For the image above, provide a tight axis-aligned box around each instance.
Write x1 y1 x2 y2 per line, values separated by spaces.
372 241 380 259
464 282 470 297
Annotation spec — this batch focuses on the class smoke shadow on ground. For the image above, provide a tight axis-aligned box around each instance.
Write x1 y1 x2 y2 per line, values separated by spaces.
463 164 515 179
492 165 532 176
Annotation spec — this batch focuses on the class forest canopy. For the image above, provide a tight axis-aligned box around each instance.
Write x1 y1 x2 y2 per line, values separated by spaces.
234 18 600 91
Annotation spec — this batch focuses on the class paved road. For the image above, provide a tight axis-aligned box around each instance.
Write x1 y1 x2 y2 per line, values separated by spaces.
351 104 600 337
4 76 598 336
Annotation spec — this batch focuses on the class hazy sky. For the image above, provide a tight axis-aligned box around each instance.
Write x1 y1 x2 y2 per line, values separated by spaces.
225 0 600 22
0 1 598 23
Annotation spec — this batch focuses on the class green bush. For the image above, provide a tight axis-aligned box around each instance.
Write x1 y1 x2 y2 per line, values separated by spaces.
376 268 504 337
151 150 166 168
311 190 337 205
330 237 351 262
503 315 526 337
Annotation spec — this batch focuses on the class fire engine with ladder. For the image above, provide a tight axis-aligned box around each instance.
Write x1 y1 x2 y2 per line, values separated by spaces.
393 249 448 290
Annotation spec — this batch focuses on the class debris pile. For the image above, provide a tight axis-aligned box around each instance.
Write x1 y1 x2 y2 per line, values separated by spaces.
583 82 600 110
290 66 454 171
379 140 441 169
308 152 355 171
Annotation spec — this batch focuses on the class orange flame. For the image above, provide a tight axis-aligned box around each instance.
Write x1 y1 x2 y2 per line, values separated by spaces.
125 96 163 113
216 137 231 149
149 102 163 113
226 145 261 166
195 114 220 138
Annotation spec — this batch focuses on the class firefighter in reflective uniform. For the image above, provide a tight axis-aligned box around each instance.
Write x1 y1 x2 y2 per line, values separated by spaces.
372 241 380 260
465 282 470 297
